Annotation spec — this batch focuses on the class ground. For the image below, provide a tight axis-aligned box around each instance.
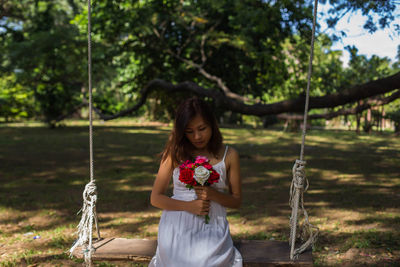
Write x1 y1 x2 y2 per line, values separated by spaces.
0 119 399 266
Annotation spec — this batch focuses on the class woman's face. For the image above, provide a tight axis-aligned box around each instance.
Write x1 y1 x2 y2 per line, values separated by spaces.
184 114 212 150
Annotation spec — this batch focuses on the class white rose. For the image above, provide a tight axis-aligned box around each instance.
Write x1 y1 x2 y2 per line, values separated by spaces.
193 166 210 186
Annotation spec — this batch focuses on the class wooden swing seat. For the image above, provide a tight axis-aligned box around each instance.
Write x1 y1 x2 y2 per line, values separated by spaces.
72 238 313 266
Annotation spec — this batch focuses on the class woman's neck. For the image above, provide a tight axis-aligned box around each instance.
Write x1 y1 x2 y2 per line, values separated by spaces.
191 147 219 160
193 148 208 154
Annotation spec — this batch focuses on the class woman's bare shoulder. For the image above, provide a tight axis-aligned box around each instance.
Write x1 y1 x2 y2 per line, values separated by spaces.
225 145 239 166
227 145 239 157
159 154 177 172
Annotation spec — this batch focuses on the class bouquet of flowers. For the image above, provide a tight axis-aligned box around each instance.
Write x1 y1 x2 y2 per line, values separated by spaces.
179 156 220 223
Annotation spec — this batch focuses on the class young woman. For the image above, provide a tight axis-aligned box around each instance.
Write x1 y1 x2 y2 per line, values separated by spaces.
149 97 243 267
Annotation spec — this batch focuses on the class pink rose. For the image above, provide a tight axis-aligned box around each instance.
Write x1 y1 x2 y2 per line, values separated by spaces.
195 156 208 164
180 160 192 170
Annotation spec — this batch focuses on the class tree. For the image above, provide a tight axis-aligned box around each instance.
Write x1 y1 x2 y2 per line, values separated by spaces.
82 0 399 121
0 73 34 121
1 0 86 126
320 0 399 41
1 0 399 126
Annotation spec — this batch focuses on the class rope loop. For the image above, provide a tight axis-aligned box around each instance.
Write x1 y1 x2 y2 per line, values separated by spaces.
289 159 307 207
82 180 97 208
293 159 306 188
289 159 318 259
69 179 100 265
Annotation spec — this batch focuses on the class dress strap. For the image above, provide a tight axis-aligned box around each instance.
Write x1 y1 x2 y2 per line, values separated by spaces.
222 145 229 162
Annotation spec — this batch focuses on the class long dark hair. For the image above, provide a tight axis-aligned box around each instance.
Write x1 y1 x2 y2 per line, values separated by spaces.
160 96 223 169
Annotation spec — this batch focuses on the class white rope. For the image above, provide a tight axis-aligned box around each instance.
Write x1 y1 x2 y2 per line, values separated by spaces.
70 0 100 265
289 0 320 260
289 161 319 259
69 180 99 264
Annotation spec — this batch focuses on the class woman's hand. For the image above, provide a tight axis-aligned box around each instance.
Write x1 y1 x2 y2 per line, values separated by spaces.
194 186 215 201
188 199 210 215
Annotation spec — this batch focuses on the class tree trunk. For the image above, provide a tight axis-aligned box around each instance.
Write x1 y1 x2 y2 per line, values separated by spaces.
363 109 372 133
356 101 361 134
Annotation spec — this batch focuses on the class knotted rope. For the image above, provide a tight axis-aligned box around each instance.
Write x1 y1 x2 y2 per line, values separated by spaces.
289 0 319 260
289 160 319 259
69 0 101 266
69 180 100 265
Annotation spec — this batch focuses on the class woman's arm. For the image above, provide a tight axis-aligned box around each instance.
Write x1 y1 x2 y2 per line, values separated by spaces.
150 156 210 215
194 147 242 209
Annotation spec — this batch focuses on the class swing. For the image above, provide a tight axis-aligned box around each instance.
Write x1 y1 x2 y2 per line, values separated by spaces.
70 0 319 266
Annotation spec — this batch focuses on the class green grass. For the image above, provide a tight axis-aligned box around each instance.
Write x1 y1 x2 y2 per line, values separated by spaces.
0 119 399 266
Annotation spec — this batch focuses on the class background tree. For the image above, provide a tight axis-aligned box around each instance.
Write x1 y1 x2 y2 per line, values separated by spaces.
1 0 86 126
1 0 399 128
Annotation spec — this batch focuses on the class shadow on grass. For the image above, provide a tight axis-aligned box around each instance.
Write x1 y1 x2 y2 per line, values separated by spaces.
316 228 400 252
101 215 160 236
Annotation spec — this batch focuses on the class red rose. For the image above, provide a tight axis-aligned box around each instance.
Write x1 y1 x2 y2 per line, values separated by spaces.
179 168 196 186
203 163 212 170
208 170 220 185
187 162 195 169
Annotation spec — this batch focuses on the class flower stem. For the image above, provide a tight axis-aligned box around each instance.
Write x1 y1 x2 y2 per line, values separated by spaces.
205 214 210 224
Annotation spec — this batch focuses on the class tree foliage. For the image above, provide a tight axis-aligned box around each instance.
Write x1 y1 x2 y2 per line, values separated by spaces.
0 0 399 128
320 0 399 40
1 0 86 125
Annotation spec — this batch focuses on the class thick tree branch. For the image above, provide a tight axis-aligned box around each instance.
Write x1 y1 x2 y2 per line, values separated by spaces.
56 71 400 122
277 90 400 120
304 72 400 110
100 79 221 120
100 71 400 120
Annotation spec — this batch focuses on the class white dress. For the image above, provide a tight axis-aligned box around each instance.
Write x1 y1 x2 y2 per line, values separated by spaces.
149 145 243 267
